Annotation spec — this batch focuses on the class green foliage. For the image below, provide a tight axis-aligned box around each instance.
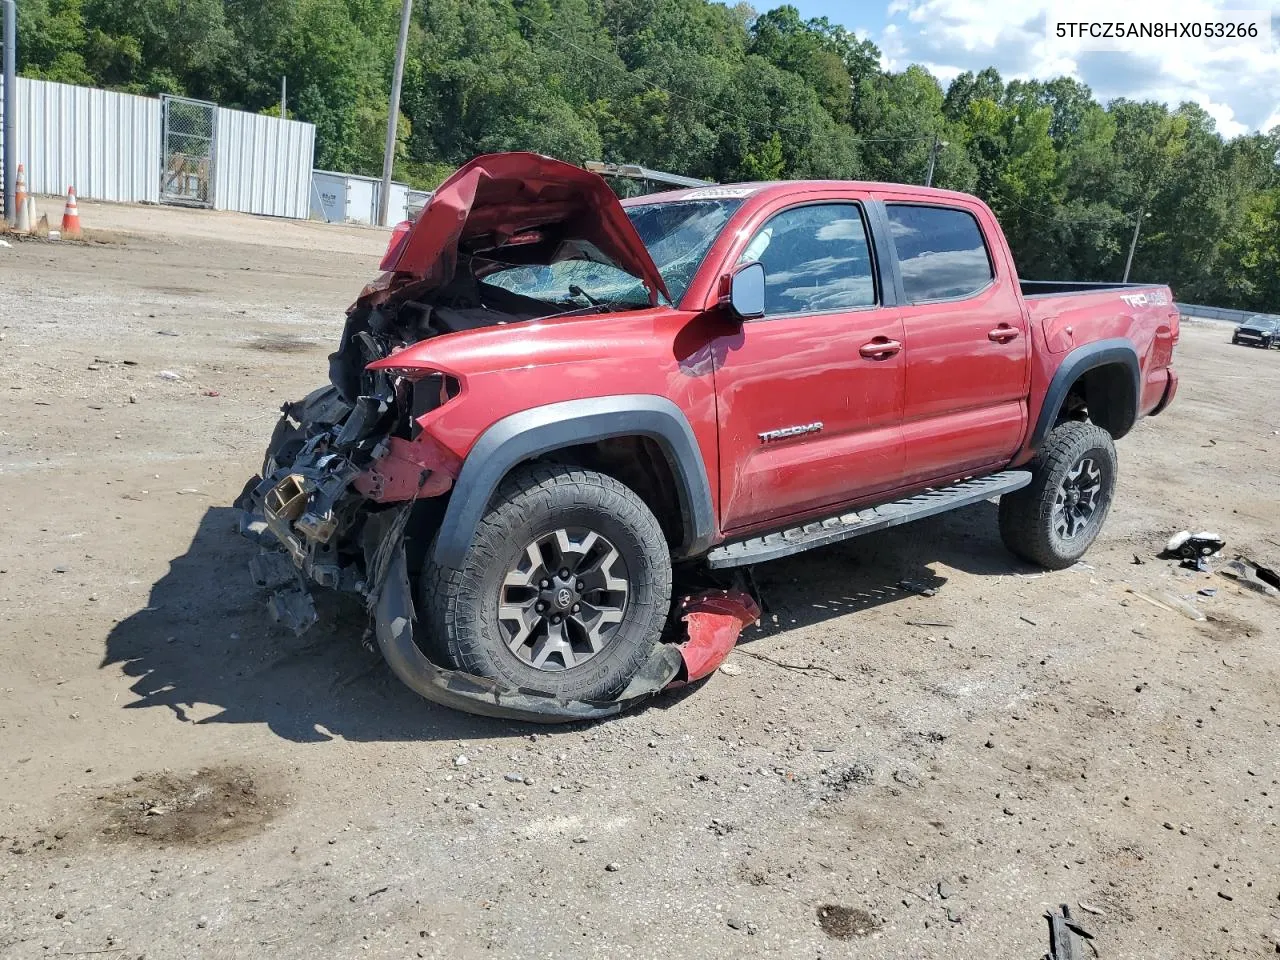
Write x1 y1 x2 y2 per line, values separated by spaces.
12 0 1279 310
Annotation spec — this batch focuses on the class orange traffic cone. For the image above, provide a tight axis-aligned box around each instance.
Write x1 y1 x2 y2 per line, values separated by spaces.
13 163 28 223
61 187 82 238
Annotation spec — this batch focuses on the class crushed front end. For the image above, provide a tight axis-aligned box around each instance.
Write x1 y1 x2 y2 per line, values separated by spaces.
232 151 760 721
235 358 458 636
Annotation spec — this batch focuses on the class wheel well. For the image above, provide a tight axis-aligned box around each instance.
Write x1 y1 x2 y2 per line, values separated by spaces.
1057 363 1138 441
522 437 685 548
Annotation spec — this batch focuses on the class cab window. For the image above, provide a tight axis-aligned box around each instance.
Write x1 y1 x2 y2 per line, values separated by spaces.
737 203 877 316
885 204 994 302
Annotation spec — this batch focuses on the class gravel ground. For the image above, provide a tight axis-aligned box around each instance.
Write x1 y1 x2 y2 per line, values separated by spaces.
1 208 1278 960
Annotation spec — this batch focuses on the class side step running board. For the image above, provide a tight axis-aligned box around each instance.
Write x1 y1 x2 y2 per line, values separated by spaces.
706 470 1032 569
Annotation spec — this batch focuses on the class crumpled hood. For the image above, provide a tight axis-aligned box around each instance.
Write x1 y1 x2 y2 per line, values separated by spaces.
378 152 670 304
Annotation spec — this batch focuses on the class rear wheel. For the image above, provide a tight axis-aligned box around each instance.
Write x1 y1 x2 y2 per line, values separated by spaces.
422 463 672 701
999 421 1117 570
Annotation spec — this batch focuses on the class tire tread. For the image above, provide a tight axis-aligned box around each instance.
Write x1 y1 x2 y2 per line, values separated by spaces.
999 421 1117 570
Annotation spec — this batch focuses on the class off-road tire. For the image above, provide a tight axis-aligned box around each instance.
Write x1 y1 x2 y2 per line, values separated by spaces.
422 463 672 702
998 421 1118 570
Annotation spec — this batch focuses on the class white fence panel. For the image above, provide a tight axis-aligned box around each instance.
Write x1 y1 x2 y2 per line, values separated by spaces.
1 76 161 203
213 109 314 219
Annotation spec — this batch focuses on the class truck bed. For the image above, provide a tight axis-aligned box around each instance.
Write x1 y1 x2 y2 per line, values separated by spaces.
1019 279 1158 298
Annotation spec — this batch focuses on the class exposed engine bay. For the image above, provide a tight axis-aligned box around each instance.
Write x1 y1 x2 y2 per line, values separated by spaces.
236 265 587 634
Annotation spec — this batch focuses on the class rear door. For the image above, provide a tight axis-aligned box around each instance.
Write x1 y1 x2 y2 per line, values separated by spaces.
877 199 1031 484
710 196 907 533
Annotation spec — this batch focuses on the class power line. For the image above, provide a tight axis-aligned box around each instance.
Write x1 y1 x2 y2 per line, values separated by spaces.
990 189 1133 227
509 6 933 149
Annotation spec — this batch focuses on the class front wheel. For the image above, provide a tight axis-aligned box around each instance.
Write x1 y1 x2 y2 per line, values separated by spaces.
998 421 1118 570
422 464 672 702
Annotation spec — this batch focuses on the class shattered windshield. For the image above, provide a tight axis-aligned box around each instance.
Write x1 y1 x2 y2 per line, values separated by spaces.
627 198 743 302
480 199 741 309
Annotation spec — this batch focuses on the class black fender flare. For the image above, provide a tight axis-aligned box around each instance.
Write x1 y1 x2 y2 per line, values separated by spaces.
1031 338 1141 449
431 395 717 569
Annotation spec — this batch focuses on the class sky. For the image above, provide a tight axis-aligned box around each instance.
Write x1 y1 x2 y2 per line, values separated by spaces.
789 0 1280 137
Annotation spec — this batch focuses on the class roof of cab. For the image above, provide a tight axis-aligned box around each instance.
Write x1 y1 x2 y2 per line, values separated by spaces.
618 180 984 207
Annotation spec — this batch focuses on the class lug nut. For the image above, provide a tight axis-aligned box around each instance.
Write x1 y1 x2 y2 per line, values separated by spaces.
559 568 570 579
540 579 551 589
572 603 581 613
535 602 547 613
551 615 562 624
576 581 585 592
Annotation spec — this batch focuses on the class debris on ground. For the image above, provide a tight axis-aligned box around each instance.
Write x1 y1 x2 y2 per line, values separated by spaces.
1163 530 1226 560
670 589 761 685
737 648 847 681
1125 587 1177 613
898 578 938 597
1044 904 1095 960
156 370 183 381
1161 592 1207 622
1219 557 1280 596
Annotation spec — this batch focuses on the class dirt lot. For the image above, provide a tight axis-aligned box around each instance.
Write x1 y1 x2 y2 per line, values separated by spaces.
1 206 1278 960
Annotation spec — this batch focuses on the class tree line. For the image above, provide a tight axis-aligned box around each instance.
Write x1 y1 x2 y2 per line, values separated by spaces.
15 0 1280 310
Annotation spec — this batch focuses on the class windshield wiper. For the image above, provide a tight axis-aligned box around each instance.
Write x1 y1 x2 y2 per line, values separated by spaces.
568 284 602 306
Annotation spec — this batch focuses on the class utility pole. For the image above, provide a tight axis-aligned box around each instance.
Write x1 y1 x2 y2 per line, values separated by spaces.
378 0 412 227
2 0 16 226
924 135 947 188
280 75 286 119
1123 205 1147 283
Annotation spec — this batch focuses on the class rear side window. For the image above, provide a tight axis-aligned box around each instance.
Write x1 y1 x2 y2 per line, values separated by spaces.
738 203 876 316
886 204 993 302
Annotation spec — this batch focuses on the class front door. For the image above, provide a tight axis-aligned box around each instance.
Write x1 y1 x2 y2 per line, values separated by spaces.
877 200 1031 484
711 200 906 533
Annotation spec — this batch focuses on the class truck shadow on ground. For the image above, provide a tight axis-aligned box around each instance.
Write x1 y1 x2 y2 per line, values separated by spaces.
102 502 1037 743
732 500 1040 641
102 506 526 744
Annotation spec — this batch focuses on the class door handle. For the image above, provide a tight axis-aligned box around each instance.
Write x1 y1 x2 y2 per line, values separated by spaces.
988 324 1020 343
859 338 902 359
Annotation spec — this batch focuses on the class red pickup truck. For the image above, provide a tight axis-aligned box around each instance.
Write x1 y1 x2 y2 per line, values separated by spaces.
238 152 1179 721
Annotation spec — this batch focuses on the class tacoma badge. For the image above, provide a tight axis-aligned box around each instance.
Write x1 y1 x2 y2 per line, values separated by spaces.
758 422 823 443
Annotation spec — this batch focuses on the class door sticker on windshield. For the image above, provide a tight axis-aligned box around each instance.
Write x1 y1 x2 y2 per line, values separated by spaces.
681 187 760 201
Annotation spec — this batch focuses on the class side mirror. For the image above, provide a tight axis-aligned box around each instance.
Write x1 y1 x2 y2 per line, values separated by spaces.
724 261 765 321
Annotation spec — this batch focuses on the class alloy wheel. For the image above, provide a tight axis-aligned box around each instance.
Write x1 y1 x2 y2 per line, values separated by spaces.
497 527 630 671
1052 456 1105 540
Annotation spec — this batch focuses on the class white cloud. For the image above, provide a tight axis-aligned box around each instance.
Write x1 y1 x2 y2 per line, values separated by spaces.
876 0 1280 135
